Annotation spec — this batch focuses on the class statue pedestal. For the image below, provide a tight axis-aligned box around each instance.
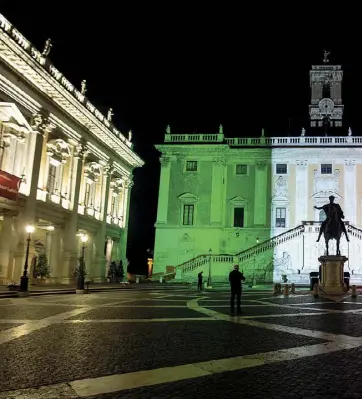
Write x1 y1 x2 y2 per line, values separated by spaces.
318 255 348 296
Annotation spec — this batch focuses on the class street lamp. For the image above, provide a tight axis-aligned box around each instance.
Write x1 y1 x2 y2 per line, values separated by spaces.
77 234 88 290
207 248 212 287
20 225 35 292
252 237 259 287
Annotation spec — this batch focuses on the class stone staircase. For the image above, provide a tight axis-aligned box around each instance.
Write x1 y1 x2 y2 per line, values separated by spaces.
175 225 305 282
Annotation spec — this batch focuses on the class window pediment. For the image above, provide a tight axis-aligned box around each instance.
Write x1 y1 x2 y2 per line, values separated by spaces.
178 192 198 203
229 196 248 207
272 197 290 205
47 139 71 164
84 162 102 183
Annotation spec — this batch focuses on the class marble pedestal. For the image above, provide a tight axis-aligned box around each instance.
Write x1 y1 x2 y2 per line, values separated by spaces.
318 255 348 296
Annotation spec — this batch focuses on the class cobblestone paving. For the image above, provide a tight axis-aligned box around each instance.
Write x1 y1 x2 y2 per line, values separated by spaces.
1 287 362 398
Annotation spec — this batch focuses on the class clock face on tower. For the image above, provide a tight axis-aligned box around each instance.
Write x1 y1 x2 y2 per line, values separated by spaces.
318 98 335 115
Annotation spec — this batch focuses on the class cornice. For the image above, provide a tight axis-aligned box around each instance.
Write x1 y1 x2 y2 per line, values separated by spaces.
0 14 144 168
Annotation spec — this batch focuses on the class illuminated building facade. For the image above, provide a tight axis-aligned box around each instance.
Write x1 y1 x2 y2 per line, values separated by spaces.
153 55 362 284
0 14 143 285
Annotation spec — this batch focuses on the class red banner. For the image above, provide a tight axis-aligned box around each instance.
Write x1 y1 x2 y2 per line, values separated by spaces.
0 170 21 201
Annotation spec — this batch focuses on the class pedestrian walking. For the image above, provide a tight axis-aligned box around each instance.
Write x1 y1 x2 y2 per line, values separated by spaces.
197 271 203 291
229 265 245 315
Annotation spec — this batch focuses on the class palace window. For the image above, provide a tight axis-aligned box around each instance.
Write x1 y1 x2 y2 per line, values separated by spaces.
276 164 287 174
47 164 56 193
186 161 198 172
84 182 95 208
111 195 120 216
275 207 286 228
233 207 244 227
46 163 62 194
321 164 332 174
236 164 247 175
183 204 194 226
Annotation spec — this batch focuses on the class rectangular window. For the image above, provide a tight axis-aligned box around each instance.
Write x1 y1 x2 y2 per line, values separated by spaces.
84 183 91 207
47 164 57 193
233 207 244 227
183 204 194 225
111 196 116 214
186 161 198 172
276 164 287 174
275 207 286 228
321 164 332 174
236 164 247 175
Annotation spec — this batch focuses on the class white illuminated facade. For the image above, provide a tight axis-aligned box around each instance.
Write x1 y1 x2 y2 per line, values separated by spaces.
0 14 144 285
153 58 362 285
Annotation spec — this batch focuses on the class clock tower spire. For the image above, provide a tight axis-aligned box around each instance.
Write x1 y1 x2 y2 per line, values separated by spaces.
309 51 344 131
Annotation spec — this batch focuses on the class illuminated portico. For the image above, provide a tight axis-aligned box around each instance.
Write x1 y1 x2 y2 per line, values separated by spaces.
0 13 143 285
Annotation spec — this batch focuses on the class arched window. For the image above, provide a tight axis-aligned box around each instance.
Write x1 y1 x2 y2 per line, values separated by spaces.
319 210 327 222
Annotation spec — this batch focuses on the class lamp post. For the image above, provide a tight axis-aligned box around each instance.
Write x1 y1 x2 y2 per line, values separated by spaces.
252 237 259 287
77 234 88 290
207 248 212 287
20 225 35 292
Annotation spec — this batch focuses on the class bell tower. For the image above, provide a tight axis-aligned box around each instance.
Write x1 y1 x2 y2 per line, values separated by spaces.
309 51 344 131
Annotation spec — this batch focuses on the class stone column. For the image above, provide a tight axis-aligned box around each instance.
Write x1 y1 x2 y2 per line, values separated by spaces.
210 157 225 225
254 161 267 226
24 113 50 224
13 114 49 281
0 210 18 284
93 164 113 282
62 144 85 283
48 229 62 282
156 156 171 224
119 177 133 265
296 160 308 223
344 160 356 223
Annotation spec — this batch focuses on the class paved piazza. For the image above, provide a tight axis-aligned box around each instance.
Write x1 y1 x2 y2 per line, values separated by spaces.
1 287 362 398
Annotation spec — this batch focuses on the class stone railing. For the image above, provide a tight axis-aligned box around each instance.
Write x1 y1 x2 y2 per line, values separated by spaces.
162 131 362 147
347 224 362 240
164 133 224 143
178 225 305 274
226 136 362 147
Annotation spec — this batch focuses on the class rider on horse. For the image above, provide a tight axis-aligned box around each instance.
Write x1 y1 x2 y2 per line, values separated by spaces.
314 195 349 242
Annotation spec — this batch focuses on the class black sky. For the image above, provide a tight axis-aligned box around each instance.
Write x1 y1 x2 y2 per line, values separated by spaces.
0 5 359 273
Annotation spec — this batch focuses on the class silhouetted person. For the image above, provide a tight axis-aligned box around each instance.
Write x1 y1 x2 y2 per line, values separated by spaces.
197 271 203 291
229 265 245 315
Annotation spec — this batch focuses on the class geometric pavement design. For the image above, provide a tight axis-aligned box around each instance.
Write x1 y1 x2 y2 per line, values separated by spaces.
1 287 362 398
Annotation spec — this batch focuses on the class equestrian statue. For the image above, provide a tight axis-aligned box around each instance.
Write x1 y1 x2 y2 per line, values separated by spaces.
314 195 349 256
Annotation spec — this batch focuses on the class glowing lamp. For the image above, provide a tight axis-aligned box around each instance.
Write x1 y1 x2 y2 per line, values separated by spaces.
26 225 34 234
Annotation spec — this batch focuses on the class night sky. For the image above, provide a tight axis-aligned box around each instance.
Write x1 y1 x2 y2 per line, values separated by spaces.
1 6 359 273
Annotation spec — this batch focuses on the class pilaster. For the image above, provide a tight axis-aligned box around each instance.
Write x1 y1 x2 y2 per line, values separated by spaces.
344 160 356 223
156 156 171 224
119 177 133 265
210 157 225 225
254 161 267 226
0 210 18 284
62 143 86 282
295 160 308 223
25 112 51 224
48 229 62 280
93 164 113 282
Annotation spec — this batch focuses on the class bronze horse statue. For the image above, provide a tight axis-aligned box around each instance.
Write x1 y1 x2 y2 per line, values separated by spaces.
314 196 349 256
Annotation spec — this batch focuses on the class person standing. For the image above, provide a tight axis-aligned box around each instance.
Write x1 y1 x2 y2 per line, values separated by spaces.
229 265 245 315
197 271 203 291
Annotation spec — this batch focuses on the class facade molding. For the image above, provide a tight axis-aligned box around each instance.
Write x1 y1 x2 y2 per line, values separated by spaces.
0 14 143 168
